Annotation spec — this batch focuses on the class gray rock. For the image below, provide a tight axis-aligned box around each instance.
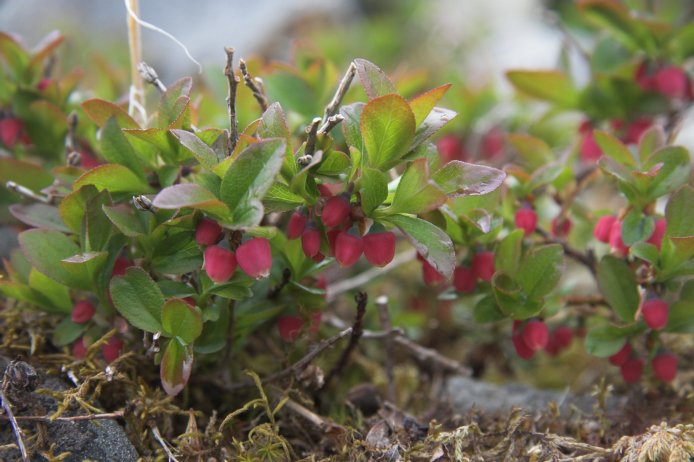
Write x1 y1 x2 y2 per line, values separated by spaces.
0 358 138 462
446 376 623 415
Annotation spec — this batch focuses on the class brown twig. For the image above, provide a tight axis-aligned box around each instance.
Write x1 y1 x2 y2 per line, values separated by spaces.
319 292 367 392
322 62 356 123
150 421 180 462
239 59 268 112
223 47 239 155
376 295 396 403
227 327 353 391
268 268 291 300
5 181 53 204
536 228 596 275
303 117 322 158
317 114 344 135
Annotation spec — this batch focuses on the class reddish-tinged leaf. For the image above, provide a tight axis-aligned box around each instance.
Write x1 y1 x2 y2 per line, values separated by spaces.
361 94 416 170
432 160 506 197
81 98 139 128
160 339 193 396
153 183 230 218
354 58 396 99
409 83 451 126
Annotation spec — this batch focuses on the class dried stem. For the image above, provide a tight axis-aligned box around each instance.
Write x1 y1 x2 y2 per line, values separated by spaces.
223 47 239 155
319 292 367 392
536 228 596 275
0 410 125 423
376 295 396 403
138 61 167 92
125 0 146 125
239 59 268 112
304 117 322 158
0 388 29 461
317 114 344 135
65 111 78 154
322 62 356 123
227 326 353 391
150 422 180 462
5 181 52 204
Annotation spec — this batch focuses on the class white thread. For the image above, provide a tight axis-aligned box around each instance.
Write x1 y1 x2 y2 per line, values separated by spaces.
123 0 203 74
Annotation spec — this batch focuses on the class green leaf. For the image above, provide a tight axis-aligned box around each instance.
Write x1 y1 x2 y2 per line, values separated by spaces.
61 251 108 291
160 339 193 396
507 133 553 171
28 269 72 313
220 138 286 227
517 244 564 300
596 255 639 323
642 146 691 201
410 107 457 150
667 281 694 333
340 102 364 155
360 167 389 215
158 77 193 127
81 98 139 128
53 317 88 347
387 158 447 215
73 164 153 194
102 205 146 237
630 242 659 264
100 117 146 180
0 32 29 80
669 22 694 61
473 295 506 323
432 160 506 197
409 83 451 126
495 229 524 274
161 298 203 344
19 229 82 288
153 183 230 218
506 70 579 108
383 214 454 277
9 203 69 232
263 183 305 213
59 185 97 234
621 210 654 246
83 188 112 252
666 186 694 238
593 130 635 166
577 0 644 52
0 158 54 195
353 58 396 99
316 150 351 176
361 94 416 170
584 325 636 358
170 129 220 171
109 267 164 333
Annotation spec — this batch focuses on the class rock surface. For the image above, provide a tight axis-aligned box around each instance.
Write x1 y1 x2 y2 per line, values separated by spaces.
0 357 138 462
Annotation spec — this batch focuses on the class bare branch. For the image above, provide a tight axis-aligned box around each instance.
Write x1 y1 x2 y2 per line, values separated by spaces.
318 114 344 135
0 389 29 462
239 59 269 112
224 47 239 155
138 61 167 92
5 181 52 204
0 410 125 423
322 62 356 123
304 117 322 158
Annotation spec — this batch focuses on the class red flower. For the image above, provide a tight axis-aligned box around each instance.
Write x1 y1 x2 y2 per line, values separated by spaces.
472 251 495 282
335 232 363 267
551 217 572 238
0 117 24 147
641 298 669 330
514 207 537 236
363 231 396 267
321 195 351 228
620 357 644 383
102 336 124 363
112 256 133 278
608 342 632 366
453 266 476 293
236 238 272 279
277 315 304 342
195 218 224 246
653 66 689 99
609 220 629 256
580 130 602 162
437 134 466 162
71 299 96 324
203 246 237 283
301 226 322 258
646 219 666 251
421 258 445 286
72 338 88 359
521 320 549 351
287 209 308 239
652 352 678 383
512 333 535 359
594 215 617 243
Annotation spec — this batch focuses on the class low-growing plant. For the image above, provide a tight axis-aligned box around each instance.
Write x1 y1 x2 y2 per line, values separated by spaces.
0 0 693 405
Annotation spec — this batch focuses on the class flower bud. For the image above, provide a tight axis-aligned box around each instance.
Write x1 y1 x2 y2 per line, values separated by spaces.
203 246 237 283
321 194 351 228
335 231 363 267
363 231 396 267
287 209 308 240
195 218 224 246
71 299 96 324
236 238 272 279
